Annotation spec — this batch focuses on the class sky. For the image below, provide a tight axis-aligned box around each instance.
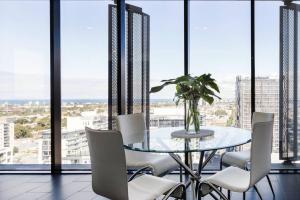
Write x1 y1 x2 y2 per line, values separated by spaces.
0 0 283 100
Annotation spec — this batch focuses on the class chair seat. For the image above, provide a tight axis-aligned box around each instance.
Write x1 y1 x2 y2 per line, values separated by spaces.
128 174 178 200
125 150 179 176
222 150 250 168
204 166 250 192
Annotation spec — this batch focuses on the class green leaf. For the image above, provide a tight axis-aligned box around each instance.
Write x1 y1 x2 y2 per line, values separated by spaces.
150 73 221 105
161 78 175 82
208 81 220 93
202 95 214 105
174 75 190 83
149 85 164 93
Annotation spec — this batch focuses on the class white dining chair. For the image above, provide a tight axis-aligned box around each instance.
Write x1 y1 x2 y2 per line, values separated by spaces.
220 112 275 198
85 127 186 200
199 116 274 200
117 113 181 178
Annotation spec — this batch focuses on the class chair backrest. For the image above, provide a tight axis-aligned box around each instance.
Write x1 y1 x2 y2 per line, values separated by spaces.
252 112 275 152
116 113 146 145
252 112 274 125
85 128 129 200
250 112 274 186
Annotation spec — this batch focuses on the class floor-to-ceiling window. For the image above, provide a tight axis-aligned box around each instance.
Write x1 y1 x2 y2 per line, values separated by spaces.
126 0 185 129
255 1 291 166
0 0 50 169
190 1 251 169
61 0 109 169
0 0 299 172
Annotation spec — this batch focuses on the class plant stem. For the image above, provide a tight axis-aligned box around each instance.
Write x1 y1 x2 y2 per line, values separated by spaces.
186 99 200 133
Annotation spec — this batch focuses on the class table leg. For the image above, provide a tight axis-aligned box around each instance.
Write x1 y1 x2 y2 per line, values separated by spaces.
195 150 217 196
169 153 199 181
195 151 204 197
169 153 199 200
198 150 217 174
198 152 205 175
169 151 218 200
187 152 197 199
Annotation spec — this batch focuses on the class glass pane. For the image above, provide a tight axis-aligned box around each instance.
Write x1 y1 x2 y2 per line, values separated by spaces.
0 1 50 169
126 0 185 129
190 1 251 169
61 0 109 169
255 1 283 165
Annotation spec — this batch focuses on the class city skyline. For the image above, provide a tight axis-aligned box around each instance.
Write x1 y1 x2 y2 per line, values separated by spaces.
0 74 278 101
0 75 282 165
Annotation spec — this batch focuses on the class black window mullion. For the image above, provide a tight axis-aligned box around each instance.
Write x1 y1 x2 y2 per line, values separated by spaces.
184 0 190 168
50 0 61 174
128 11 133 114
251 0 255 116
116 0 126 115
184 0 190 76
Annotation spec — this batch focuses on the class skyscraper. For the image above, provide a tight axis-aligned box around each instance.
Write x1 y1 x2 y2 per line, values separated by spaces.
236 76 279 153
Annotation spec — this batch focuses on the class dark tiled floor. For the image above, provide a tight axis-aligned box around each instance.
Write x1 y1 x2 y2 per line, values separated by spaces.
0 173 299 200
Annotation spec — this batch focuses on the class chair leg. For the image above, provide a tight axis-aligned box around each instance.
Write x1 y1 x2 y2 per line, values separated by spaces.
243 192 246 200
209 192 219 200
199 182 229 200
179 166 183 182
212 187 229 200
220 158 223 170
220 186 223 197
182 185 186 200
266 175 275 198
162 183 186 200
253 185 263 200
220 156 223 197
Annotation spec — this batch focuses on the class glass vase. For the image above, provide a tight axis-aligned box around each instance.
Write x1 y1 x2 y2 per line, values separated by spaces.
186 98 200 134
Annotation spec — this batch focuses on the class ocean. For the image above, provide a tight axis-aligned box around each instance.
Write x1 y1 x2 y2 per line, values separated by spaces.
0 99 174 105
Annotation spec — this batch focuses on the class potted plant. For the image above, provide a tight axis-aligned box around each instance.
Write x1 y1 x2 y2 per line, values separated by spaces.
150 74 220 134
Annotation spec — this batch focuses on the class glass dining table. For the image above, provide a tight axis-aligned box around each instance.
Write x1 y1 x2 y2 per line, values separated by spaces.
124 126 251 199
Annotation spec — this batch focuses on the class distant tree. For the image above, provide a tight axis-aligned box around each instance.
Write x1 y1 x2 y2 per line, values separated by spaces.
35 117 50 131
214 109 227 116
96 108 105 113
226 116 235 127
29 117 37 123
15 124 32 139
62 118 67 128
15 118 29 124
13 146 19 154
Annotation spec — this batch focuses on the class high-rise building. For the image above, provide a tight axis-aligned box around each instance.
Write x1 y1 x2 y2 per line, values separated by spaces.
236 76 279 152
0 121 14 163
149 107 206 128
66 111 108 131
39 129 89 165
39 112 107 164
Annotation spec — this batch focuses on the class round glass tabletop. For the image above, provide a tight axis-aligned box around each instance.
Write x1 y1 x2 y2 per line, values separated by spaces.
124 126 251 153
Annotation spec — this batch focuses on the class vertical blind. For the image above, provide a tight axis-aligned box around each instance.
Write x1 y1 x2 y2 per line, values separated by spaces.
280 3 300 161
108 4 150 129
